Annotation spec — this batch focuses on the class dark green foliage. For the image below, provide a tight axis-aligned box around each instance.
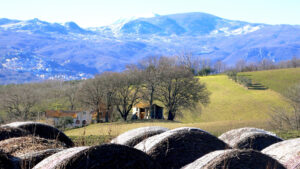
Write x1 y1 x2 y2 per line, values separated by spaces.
226 70 238 82
227 71 253 88
237 76 252 88
198 67 214 76
57 117 74 129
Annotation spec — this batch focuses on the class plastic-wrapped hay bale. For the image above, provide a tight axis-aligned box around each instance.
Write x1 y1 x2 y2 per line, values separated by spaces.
33 146 88 169
0 126 30 141
134 127 228 169
262 138 300 169
0 136 66 156
2 121 74 147
19 149 63 169
0 151 20 169
182 149 285 169
111 126 169 147
0 136 66 169
218 127 283 150
33 144 162 169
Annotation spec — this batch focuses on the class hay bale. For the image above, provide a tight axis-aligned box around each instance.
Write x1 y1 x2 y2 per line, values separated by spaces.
0 136 66 157
33 144 162 169
262 138 300 169
183 149 285 169
33 146 89 169
134 127 228 169
218 127 283 150
111 126 169 147
0 151 20 169
0 126 30 141
19 149 63 169
2 121 74 147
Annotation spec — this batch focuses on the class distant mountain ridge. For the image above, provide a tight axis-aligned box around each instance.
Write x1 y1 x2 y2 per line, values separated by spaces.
0 12 300 84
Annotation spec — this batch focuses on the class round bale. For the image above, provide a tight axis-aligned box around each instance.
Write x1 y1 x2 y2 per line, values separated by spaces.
19 149 63 169
0 151 20 169
262 138 300 169
134 127 229 169
0 136 66 157
2 121 74 147
183 149 285 169
218 127 283 150
33 144 162 169
111 126 169 147
0 126 30 141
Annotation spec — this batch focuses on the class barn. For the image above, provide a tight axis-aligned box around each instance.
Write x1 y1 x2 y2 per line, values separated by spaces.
132 102 163 119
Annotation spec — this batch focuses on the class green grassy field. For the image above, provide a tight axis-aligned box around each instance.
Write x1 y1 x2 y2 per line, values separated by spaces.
65 120 300 146
239 68 300 95
65 120 270 137
66 74 293 144
181 75 291 123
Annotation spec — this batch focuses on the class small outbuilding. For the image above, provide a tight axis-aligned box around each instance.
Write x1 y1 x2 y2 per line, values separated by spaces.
132 102 163 119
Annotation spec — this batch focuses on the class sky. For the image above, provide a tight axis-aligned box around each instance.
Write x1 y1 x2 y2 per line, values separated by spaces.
0 0 299 28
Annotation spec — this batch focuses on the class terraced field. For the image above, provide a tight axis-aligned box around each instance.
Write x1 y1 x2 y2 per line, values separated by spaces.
239 67 300 95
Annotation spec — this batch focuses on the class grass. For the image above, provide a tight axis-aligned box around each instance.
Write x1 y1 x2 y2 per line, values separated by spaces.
66 74 294 145
275 130 300 140
65 120 272 145
65 120 271 137
65 120 299 146
181 75 292 123
239 68 300 95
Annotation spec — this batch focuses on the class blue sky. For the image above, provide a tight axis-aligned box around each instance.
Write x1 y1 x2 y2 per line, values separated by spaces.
0 0 299 27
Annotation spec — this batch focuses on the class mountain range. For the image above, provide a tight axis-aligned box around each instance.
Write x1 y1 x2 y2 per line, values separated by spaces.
1 12 300 84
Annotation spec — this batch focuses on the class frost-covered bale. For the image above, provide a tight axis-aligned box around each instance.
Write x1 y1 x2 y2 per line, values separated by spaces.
2 122 74 147
262 138 300 169
19 149 63 169
183 149 285 169
33 144 162 169
0 126 30 141
134 127 228 169
111 126 169 147
218 127 283 150
0 151 20 169
0 136 66 157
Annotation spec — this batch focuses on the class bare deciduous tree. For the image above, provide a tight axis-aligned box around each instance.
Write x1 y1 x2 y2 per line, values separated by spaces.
156 57 210 120
96 72 116 122
139 56 161 119
64 82 80 111
78 77 105 123
111 70 142 121
1 84 40 120
178 52 200 75
291 56 300 68
270 83 300 130
235 59 247 72
259 59 275 70
214 60 226 73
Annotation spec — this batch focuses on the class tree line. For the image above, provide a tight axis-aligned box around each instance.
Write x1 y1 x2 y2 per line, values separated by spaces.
181 55 300 76
234 56 300 72
0 56 210 123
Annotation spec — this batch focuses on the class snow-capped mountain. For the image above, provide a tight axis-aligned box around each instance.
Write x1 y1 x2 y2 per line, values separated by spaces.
1 12 300 84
